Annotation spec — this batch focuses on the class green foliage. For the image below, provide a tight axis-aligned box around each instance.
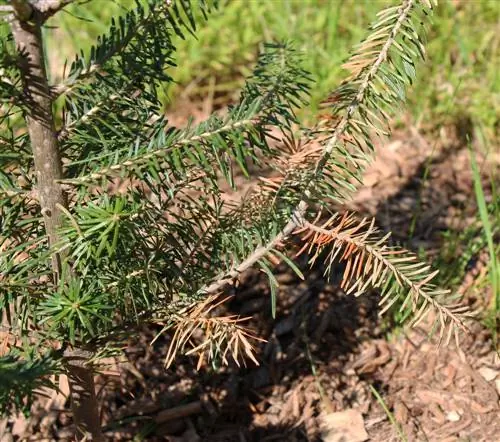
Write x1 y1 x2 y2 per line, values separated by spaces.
0 349 60 416
38 274 114 344
61 42 309 187
435 196 499 295
0 0 471 419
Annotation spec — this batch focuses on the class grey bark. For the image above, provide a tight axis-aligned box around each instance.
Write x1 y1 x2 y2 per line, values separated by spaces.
9 2 103 441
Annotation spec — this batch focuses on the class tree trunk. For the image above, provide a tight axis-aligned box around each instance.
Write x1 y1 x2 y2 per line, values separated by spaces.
65 350 103 441
9 2 103 441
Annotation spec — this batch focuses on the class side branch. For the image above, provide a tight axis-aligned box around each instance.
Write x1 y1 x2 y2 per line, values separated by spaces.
197 0 417 298
35 0 77 20
302 220 466 324
58 118 259 185
198 203 306 296
50 7 154 98
58 92 122 141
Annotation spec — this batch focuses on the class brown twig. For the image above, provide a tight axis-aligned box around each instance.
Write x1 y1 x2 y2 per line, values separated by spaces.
154 401 204 424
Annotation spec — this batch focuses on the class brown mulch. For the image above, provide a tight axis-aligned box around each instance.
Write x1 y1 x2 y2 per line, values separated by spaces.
2 120 499 441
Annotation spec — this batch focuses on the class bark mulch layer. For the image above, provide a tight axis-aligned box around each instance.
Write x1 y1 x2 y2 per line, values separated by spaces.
2 124 499 441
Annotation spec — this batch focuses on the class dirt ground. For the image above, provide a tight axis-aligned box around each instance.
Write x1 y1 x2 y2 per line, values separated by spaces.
2 107 499 441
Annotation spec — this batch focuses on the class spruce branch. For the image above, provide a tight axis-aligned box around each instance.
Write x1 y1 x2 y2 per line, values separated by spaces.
313 0 418 171
197 207 305 296
0 350 61 416
57 117 259 185
57 91 122 141
161 294 263 370
50 0 212 98
57 42 309 188
50 6 154 98
198 0 423 296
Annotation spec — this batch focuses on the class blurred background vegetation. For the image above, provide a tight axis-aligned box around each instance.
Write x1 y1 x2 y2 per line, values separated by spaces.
46 0 499 138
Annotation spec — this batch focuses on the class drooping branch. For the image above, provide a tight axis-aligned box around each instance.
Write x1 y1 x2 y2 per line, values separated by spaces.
196 0 467 340
298 217 469 340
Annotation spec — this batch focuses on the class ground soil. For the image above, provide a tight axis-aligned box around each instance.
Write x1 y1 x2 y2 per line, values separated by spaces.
2 108 499 441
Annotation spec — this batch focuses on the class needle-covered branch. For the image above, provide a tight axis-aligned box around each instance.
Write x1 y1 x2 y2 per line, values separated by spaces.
196 0 424 296
49 0 216 98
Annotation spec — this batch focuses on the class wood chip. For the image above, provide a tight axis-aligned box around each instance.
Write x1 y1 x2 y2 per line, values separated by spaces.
154 401 203 424
478 366 498 382
446 411 461 422
320 409 369 442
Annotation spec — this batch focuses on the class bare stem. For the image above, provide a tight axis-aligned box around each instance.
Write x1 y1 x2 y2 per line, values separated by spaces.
35 0 77 20
64 349 104 440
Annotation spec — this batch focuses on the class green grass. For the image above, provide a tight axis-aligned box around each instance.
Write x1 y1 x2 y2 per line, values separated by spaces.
469 132 499 346
425 130 499 345
370 385 408 442
46 0 499 138
166 0 500 135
